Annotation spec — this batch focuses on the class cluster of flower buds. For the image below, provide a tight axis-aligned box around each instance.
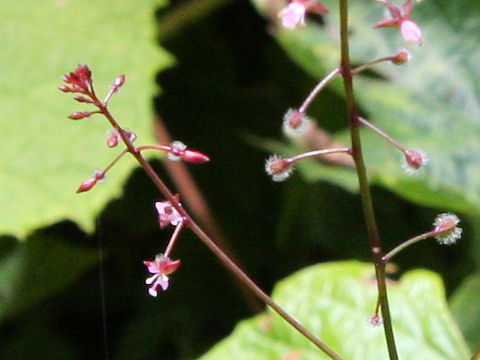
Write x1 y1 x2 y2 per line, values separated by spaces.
59 64 94 95
60 65 209 298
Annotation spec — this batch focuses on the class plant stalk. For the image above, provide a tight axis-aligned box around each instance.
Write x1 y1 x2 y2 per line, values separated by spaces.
338 1 399 359
96 103 344 360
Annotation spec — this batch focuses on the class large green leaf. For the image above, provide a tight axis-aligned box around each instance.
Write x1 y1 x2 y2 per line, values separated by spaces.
450 272 480 352
200 261 470 360
0 0 173 237
251 0 480 214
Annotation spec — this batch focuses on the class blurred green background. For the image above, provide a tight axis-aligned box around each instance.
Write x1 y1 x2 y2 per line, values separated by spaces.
1 0 479 359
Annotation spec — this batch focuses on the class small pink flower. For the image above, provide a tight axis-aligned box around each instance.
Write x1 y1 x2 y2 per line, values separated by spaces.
144 254 181 296
278 1 328 29
155 195 184 228
279 2 307 29
373 0 424 45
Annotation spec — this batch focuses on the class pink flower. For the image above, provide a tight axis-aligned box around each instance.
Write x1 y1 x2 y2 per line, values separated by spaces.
373 0 423 45
279 2 307 29
144 254 181 296
155 195 184 228
278 1 328 30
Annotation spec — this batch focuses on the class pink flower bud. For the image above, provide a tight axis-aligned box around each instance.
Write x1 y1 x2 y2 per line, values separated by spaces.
107 130 120 148
391 50 411 65
68 111 93 120
74 96 95 103
58 85 73 92
400 20 423 45
111 75 126 93
402 149 428 174
181 149 210 163
76 177 97 193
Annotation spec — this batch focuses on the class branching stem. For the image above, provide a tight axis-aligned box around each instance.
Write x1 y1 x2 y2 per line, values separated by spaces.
93 99 345 360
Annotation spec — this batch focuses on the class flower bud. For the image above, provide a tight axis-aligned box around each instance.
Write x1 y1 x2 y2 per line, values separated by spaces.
402 149 428 174
181 149 210 163
107 130 120 148
74 96 95 103
111 75 126 93
391 50 411 65
68 111 93 120
76 177 97 193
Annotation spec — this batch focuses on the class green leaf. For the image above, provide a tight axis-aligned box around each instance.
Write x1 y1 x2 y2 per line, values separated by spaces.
199 261 470 360
250 0 480 214
0 235 98 322
0 0 173 237
450 272 480 352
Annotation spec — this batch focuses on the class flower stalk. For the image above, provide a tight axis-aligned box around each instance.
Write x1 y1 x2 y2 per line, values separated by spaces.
339 0 399 359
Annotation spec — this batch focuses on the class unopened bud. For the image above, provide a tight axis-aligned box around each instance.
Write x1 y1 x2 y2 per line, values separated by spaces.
74 96 95 103
68 111 93 120
402 149 428 174
107 130 120 147
111 75 126 93
181 149 210 163
77 177 97 193
58 85 73 92
391 50 411 65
